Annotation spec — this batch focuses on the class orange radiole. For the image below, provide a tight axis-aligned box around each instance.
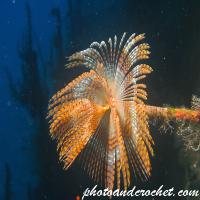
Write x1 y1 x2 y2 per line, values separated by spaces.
47 32 153 192
47 32 200 193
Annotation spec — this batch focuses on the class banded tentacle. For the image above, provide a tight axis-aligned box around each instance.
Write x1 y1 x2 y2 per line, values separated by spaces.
47 32 154 194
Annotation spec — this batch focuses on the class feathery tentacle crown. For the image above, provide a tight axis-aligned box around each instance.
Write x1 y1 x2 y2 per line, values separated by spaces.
47 32 154 192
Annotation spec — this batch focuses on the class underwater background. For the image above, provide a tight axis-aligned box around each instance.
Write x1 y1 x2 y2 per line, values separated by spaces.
0 0 200 199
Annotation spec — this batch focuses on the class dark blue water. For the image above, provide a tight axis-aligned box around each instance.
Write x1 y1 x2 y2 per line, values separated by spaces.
0 0 200 199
